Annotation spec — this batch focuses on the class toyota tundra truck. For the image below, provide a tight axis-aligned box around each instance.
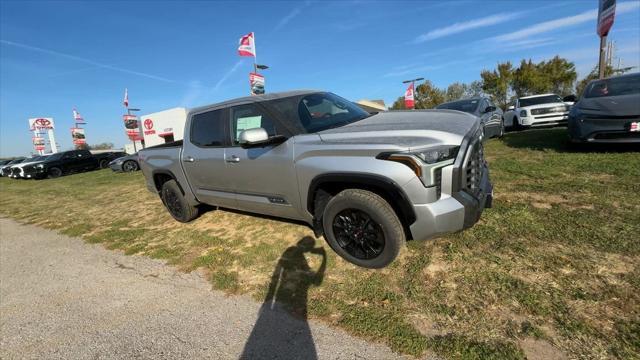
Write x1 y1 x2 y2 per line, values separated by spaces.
139 91 493 268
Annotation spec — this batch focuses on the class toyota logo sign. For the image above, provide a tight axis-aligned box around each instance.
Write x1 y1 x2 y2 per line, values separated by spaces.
143 118 156 135
29 117 55 130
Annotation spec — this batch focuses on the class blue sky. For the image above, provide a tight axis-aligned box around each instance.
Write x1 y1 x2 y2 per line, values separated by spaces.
1 0 639 157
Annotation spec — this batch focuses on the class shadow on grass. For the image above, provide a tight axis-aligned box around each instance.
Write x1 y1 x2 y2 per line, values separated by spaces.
502 127 640 153
241 236 327 360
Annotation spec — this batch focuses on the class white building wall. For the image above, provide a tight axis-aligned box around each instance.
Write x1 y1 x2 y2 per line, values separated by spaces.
140 107 187 148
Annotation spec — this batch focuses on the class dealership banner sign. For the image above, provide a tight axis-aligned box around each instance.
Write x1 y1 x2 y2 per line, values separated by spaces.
404 83 415 109
32 136 45 151
123 114 143 140
598 0 616 37
29 117 55 130
71 127 86 145
250 72 265 95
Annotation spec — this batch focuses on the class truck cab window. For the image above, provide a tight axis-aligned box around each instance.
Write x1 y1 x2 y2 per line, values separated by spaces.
190 109 225 147
230 104 277 145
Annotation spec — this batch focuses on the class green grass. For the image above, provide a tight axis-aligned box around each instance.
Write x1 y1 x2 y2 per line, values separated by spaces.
1 128 638 359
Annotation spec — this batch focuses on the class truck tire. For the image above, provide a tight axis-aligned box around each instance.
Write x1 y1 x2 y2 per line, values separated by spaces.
322 189 405 269
161 179 199 222
99 159 108 169
48 167 62 179
122 160 138 172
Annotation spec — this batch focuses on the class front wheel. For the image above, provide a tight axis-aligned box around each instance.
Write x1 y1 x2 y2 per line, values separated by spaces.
498 118 505 138
161 179 199 222
122 160 139 172
322 189 405 269
48 167 62 179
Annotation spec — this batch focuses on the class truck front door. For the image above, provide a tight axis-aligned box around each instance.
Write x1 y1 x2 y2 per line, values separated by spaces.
181 108 236 208
223 103 302 220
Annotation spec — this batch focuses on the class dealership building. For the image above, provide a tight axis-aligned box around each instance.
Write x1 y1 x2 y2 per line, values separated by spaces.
139 107 188 148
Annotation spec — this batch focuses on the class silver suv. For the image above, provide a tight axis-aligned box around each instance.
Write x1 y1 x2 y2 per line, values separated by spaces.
139 91 493 268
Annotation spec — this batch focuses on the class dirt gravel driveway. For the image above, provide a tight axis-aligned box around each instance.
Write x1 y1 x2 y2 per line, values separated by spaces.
0 218 409 360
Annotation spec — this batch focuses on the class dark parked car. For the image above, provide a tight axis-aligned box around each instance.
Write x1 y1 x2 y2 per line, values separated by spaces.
435 97 504 138
22 150 119 179
109 153 139 172
568 73 640 143
0 158 25 177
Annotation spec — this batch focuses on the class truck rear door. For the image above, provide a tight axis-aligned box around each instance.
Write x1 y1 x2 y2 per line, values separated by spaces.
181 108 236 208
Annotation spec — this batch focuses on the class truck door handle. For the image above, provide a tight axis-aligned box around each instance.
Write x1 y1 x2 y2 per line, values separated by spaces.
183 156 195 163
225 155 240 163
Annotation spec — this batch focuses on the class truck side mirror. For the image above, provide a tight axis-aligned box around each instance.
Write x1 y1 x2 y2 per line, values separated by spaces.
484 106 496 113
563 94 577 103
239 128 269 146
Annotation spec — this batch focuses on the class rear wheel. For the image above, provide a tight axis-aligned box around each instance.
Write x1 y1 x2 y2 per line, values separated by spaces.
322 189 405 269
99 159 108 169
161 179 199 222
122 160 139 172
48 167 62 179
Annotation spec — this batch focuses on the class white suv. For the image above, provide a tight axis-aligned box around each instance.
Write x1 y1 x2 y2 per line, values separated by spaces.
504 94 572 129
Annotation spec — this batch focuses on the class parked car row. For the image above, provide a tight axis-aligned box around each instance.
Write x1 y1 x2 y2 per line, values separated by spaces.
434 73 639 144
1 150 125 179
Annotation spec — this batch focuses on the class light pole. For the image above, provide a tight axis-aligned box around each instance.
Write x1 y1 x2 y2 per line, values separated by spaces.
402 77 424 85
127 107 142 151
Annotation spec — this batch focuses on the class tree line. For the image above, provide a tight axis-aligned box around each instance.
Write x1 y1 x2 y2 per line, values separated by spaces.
390 55 632 110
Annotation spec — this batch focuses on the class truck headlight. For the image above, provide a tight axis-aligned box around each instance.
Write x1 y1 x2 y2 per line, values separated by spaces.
520 110 527 117
378 145 459 186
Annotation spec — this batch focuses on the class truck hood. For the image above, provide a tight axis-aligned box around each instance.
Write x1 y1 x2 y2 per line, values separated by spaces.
317 110 479 149
577 94 640 116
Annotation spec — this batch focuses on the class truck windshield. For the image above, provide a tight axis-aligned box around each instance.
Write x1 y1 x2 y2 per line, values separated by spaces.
519 95 563 107
297 93 370 133
435 99 479 114
584 74 639 98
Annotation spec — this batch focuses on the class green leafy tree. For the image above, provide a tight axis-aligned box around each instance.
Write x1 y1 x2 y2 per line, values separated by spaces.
390 96 406 110
513 59 549 97
539 56 577 96
481 61 513 110
445 82 466 102
464 80 484 98
415 80 446 109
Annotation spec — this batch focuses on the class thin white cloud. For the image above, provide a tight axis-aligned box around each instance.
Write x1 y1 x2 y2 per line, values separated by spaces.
414 12 523 43
213 60 243 91
0 39 175 83
492 1 640 42
273 1 311 32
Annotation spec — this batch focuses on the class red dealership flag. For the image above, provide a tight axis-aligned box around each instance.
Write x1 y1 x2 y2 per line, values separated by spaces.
238 32 256 57
123 88 129 108
404 83 415 109
73 108 85 123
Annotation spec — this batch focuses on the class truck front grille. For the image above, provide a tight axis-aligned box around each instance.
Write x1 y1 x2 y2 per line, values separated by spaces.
462 138 485 198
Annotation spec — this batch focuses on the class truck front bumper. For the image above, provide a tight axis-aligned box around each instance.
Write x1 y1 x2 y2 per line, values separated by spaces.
408 165 492 241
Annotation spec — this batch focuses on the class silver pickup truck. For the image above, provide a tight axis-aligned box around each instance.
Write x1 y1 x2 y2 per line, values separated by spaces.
139 90 492 268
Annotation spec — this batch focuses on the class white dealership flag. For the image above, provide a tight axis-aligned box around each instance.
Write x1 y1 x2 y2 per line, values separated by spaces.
123 88 129 108
238 32 256 57
73 108 85 123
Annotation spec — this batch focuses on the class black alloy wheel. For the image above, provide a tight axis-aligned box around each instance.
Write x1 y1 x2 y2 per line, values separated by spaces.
332 209 385 260
163 186 184 220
